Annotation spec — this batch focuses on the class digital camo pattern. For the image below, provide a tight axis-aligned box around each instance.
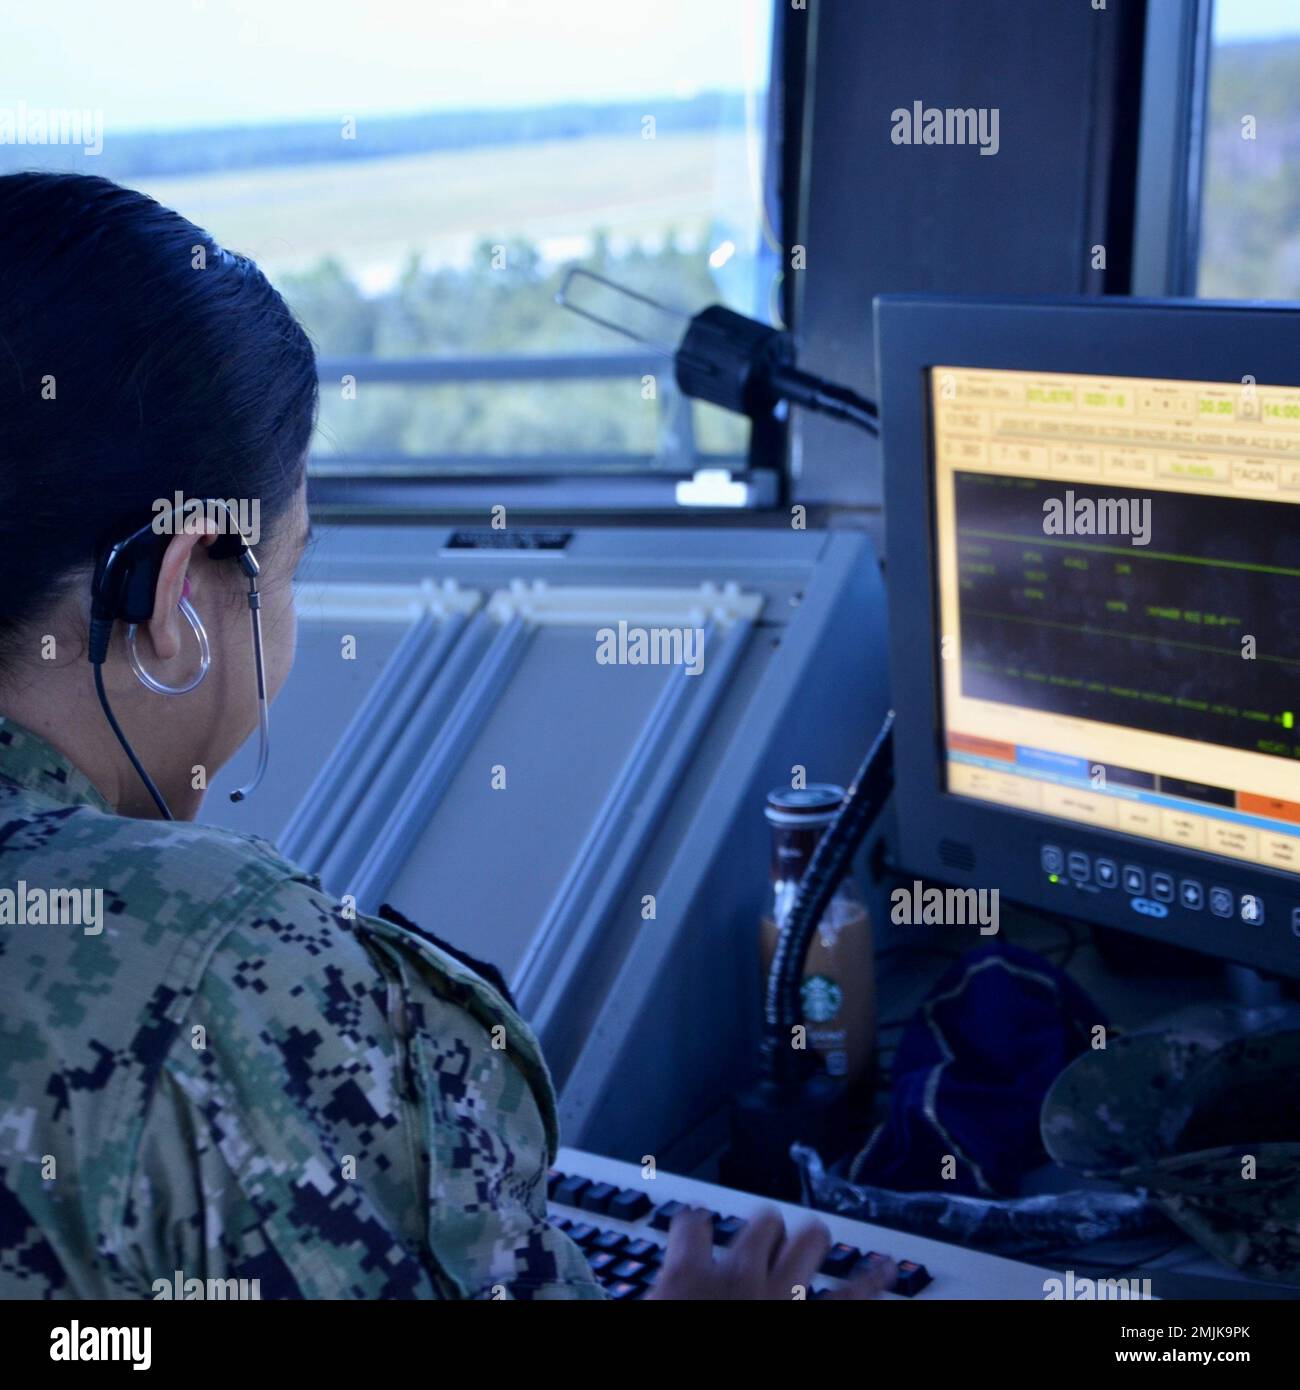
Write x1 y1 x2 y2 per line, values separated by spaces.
0 719 603 1300
1041 1004 1300 1282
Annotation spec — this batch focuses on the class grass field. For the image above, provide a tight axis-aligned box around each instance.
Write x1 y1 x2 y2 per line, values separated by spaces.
134 129 757 291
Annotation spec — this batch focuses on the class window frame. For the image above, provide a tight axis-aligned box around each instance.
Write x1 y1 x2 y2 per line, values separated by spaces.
1131 0 1214 297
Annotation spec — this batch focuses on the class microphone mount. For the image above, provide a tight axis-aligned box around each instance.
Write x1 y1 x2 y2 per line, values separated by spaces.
556 268 879 437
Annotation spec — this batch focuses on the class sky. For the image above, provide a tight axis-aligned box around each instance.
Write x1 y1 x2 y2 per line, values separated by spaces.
0 0 771 132
0 1 1290 138
1214 0 1300 41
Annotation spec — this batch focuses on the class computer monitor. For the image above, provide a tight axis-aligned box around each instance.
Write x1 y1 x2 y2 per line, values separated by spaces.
877 294 1300 978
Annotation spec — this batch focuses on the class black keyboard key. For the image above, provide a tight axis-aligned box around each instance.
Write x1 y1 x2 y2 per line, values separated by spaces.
553 1175 591 1208
587 1251 619 1275
546 1169 566 1199
853 1251 892 1283
820 1242 861 1278
894 1260 931 1296
610 1258 650 1282
714 1216 747 1247
591 1229 627 1254
609 1189 652 1222
605 1280 642 1300
579 1182 619 1215
649 1200 690 1231
567 1222 599 1248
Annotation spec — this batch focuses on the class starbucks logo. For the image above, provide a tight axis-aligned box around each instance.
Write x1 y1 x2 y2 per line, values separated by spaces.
801 974 843 1023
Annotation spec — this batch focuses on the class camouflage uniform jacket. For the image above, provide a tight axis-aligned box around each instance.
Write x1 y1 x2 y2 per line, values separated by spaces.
0 719 603 1299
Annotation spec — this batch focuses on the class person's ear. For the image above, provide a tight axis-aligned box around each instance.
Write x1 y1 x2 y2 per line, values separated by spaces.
143 527 215 661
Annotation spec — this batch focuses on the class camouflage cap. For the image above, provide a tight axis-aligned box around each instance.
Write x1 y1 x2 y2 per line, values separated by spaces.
1040 1004 1300 1282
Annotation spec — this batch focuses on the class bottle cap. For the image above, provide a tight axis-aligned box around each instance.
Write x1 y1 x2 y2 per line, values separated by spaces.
764 784 845 827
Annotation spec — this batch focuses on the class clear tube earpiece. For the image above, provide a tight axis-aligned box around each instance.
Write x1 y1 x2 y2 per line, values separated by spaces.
127 595 211 695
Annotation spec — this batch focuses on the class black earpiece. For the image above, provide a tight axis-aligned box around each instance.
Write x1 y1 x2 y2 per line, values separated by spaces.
91 523 164 624
91 515 253 637
87 503 262 820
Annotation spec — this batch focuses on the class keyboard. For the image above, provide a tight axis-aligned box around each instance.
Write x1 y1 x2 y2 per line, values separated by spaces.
549 1147 1053 1300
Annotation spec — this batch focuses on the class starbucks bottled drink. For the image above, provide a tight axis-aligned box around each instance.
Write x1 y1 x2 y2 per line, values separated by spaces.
759 785 875 1092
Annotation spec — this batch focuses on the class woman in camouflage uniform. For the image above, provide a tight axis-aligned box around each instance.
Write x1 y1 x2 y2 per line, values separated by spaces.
0 173 884 1303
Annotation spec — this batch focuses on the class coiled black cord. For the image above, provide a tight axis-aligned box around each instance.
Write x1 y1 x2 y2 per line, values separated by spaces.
763 710 894 1085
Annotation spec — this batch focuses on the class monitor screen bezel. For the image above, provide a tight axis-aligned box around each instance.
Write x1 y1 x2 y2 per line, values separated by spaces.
877 293 1300 976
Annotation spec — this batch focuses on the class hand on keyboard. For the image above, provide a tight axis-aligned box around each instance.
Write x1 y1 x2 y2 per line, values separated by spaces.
643 1206 897 1301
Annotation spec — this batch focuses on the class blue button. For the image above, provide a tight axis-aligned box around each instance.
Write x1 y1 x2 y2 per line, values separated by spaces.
1209 887 1234 918
1291 907 1300 939
1095 858 1118 888
1179 879 1204 910
1041 845 1065 876
1122 865 1146 895
1131 897 1169 919
1067 851 1091 883
1240 894 1265 925
1151 872 1174 904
